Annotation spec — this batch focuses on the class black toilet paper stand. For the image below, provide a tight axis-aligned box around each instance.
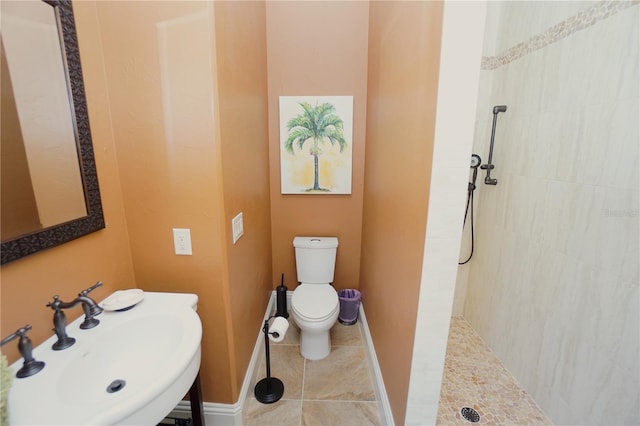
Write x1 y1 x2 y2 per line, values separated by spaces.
254 316 284 404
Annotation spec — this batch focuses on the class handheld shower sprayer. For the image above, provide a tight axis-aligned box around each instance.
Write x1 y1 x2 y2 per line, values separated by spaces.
459 154 482 265
470 154 481 169
481 105 507 185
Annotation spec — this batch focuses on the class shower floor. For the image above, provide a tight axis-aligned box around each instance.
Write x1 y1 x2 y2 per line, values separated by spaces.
437 317 552 425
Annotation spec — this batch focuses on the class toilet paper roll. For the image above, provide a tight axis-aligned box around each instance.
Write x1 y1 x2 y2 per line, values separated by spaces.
268 316 289 343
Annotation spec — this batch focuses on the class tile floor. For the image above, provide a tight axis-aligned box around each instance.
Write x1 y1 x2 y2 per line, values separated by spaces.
242 317 382 426
437 317 553 425
243 315 552 426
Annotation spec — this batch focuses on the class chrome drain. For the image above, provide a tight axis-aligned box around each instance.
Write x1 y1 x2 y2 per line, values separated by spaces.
461 407 480 423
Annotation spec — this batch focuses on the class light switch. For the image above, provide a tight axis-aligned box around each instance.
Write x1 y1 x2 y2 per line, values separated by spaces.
172 228 192 255
232 213 244 244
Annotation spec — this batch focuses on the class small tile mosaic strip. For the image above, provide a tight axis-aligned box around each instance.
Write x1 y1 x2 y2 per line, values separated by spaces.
437 317 553 425
482 0 639 70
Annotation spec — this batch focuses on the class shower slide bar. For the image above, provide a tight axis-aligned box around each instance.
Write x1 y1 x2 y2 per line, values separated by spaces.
481 105 507 185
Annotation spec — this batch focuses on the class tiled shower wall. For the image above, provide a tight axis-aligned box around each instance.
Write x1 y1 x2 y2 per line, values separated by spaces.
460 1 639 424
405 3 487 424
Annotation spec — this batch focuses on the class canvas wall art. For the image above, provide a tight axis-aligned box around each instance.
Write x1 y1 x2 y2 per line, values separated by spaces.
279 96 353 194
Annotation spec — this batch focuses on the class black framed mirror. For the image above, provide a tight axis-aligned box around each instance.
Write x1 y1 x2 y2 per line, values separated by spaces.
1 0 105 265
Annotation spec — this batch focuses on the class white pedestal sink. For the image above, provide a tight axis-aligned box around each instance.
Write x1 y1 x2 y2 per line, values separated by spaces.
7 291 202 425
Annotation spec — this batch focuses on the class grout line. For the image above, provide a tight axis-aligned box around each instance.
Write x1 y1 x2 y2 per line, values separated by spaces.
301 399 379 403
302 358 306 396
299 356 306 426
271 398 377 403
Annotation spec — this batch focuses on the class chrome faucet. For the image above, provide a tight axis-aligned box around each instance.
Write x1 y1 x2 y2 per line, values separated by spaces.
46 281 104 350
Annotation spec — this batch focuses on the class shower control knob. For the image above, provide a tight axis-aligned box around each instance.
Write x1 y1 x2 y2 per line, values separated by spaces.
485 177 498 185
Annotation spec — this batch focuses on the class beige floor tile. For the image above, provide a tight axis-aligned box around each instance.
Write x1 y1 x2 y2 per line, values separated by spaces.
243 316 381 425
256 344 305 399
331 322 363 346
302 400 380 426
276 317 361 347
243 397 302 426
304 346 375 401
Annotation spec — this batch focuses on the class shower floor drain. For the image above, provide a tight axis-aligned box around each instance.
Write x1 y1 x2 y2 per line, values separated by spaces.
461 407 481 423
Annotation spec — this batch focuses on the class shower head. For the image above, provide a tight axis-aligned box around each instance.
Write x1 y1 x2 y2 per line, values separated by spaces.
493 105 507 114
470 154 482 169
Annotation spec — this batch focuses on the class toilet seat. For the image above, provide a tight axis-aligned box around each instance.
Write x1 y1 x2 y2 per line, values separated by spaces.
291 285 339 322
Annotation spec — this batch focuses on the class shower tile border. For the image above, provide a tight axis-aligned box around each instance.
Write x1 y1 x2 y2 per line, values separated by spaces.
481 0 639 70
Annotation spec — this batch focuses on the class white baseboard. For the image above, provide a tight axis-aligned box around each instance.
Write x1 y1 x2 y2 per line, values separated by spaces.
168 290 394 426
358 303 395 426
170 400 241 426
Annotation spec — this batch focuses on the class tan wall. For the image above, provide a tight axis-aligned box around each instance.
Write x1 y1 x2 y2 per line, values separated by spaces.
0 1 135 363
360 2 443 424
1 2 445 416
213 0 272 399
266 1 369 290
2 0 270 405
95 0 270 404
94 0 232 403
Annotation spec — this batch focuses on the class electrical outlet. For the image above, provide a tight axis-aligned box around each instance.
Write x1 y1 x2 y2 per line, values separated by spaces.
172 228 192 255
232 213 244 244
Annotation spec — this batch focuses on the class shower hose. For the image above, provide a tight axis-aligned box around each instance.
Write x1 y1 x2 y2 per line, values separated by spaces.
459 155 480 265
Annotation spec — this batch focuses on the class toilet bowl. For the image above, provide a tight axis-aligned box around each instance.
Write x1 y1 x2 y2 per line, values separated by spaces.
290 236 340 360
290 284 339 360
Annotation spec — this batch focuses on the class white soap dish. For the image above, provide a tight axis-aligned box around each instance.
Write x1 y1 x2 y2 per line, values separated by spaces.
101 289 144 312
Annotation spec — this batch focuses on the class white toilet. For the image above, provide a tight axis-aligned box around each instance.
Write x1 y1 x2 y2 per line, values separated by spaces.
290 236 340 360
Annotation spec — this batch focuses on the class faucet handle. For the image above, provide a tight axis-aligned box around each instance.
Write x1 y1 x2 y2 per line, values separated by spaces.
79 281 103 297
46 295 61 310
0 324 32 347
0 324 45 378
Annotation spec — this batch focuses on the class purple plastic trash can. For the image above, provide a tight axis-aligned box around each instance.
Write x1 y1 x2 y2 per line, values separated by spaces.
338 289 361 325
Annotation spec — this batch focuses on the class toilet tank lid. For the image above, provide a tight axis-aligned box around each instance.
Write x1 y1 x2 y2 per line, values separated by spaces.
293 237 339 249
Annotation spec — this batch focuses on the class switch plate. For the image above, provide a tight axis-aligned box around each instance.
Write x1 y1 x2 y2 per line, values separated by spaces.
172 228 192 255
232 213 244 244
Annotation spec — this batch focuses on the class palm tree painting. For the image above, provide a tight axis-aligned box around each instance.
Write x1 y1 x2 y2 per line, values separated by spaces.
280 96 353 194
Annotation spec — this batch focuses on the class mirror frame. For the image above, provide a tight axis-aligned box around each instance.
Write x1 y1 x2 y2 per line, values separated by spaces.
1 0 105 265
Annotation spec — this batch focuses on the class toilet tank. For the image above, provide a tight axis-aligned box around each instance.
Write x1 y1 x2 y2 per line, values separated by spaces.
293 237 339 284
